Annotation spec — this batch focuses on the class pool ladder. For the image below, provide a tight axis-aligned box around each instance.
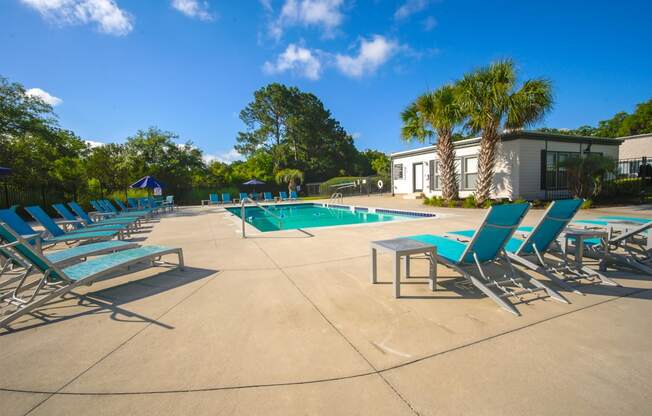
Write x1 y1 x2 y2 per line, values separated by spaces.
328 192 343 205
240 197 283 238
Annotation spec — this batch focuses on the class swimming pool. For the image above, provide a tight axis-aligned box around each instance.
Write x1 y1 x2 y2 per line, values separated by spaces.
226 203 435 232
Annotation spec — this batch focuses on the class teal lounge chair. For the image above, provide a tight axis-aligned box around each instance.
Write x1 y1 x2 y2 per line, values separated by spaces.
163 196 175 212
238 192 248 203
68 202 139 229
102 199 151 218
52 203 133 234
263 192 274 202
209 193 220 205
289 191 298 200
449 199 617 293
279 191 288 201
25 206 124 242
0 221 183 328
407 203 567 316
221 193 232 204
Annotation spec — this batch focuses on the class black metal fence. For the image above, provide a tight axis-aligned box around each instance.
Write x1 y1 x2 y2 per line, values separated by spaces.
543 156 652 201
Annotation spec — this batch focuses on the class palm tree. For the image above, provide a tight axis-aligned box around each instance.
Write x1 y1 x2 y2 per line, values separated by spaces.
275 168 304 193
456 60 553 204
401 84 463 201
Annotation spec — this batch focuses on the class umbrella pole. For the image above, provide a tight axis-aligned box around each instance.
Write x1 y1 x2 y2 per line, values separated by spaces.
3 180 8 208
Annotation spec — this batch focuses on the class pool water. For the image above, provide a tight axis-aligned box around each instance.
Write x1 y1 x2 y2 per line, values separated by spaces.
226 203 413 232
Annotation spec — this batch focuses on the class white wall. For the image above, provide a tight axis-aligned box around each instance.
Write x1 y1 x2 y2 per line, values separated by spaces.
391 138 620 200
619 134 652 159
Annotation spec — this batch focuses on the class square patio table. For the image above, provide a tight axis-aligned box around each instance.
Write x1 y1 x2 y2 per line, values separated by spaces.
562 228 609 271
370 238 437 298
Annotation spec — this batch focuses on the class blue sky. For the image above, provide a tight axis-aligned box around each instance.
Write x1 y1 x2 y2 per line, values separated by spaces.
2 0 651 162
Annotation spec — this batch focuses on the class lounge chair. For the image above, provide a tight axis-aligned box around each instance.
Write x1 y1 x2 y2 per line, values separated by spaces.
25 206 124 242
279 191 288 201
52 203 133 234
0 221 183 328
289 191 298 200
221 193 232 205
237 192 248 203
209 193 220 205
263 192 274 202
99 200 151 219
574 221 652 275
68 202 140 228
162 195 175 212
406 203 568 316
449 199 617 293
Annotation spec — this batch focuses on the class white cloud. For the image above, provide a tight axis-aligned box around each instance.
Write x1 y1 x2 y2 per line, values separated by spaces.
351 132 362 139
20 0 133 36
25 88 63 106
85 139 105 148
270 0 344 40
204 149 242 164
422 16 437 31
171 0 214 21
335 35 399 78
395 0 431 20
259 0 273 11
263 44 322 80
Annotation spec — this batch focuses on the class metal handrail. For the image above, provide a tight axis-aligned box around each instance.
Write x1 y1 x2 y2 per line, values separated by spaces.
240 197 283 238
328 192 343 205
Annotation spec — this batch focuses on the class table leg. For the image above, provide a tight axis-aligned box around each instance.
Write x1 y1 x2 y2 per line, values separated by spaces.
600 236 609 272
575 236 584 267
370 247 377 284
404 255 410 278
429 249 437 291
394 253 401 298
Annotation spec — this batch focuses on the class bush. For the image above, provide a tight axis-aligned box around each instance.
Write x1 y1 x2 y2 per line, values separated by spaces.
447 199 459 208
462 195 477 208
581 199 593 209
513 198 527 204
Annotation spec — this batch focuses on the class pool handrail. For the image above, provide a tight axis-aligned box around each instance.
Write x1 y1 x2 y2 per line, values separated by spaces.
240 197 282 238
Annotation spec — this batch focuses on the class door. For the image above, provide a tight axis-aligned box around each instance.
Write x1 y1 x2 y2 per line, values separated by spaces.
413 163 424 192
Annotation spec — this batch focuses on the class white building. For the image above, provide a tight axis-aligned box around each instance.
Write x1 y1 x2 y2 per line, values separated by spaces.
390 131 622 200
618 133 652 160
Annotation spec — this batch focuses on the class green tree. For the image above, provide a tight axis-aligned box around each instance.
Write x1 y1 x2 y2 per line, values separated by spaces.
457 60 553 204
275 168 304 193
401 84 464 201
85 143 131 197
560 154 616 198
236 83 358 181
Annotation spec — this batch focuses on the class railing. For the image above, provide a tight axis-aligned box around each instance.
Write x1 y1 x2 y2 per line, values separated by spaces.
240 197 283 238
328 192 343 205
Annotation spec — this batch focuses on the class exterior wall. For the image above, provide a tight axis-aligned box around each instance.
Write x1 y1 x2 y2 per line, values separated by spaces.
391 142 518 199
515 140 620 200
391 136 621 200
619 134 652 159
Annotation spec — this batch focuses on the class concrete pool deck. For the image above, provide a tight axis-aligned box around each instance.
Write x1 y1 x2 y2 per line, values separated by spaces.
2 196 652 415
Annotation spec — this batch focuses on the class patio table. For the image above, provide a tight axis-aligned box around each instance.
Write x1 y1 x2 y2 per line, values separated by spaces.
562 228 609 272
370 238 437 298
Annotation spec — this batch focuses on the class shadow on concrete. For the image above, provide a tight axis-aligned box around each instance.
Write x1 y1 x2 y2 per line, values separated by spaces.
0 266 218 336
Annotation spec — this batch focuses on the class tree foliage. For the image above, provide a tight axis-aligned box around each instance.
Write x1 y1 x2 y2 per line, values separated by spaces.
560 154 617 198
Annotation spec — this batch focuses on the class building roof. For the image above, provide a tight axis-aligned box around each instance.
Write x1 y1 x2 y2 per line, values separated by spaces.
617 133 652 141
390 130 622 158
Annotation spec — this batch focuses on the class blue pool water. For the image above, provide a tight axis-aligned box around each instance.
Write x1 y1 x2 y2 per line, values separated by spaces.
226 203 422 232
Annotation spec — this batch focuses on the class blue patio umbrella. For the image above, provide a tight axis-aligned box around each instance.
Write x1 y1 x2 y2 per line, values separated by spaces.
130 176 163 197
243 178 265 195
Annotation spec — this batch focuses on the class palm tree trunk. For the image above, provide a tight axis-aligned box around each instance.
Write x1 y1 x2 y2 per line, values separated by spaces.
436 129 458 201
475 129 500 204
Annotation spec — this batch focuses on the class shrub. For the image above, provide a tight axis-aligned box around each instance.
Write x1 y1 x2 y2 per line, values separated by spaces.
461 195 477 208
430 196 445 207
513 198 527 204
447 199 459 208
581 199 593 209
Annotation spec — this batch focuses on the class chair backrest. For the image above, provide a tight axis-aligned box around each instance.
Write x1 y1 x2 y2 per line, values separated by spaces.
239 192 248 200
52 203 81 228
127 198 139 208
290 191 298 198
611 221 652 244
459 203 530 264
101 200 118 213
114 199 128 211
68 202 93 224
25 206 65 237
166 195 174 203
222 193 231 202
0 221 63 279
515 199 582 255
9 204 19 212
0 209 39 236
90 200 104 212
264 192 272 200
279 191 288 198
210 193 219 202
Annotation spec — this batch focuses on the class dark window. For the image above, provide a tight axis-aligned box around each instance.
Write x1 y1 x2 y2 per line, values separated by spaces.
393 163 404 180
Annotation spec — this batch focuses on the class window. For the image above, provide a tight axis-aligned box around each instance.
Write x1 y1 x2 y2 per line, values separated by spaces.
393 163 404 180
431 161 439 189
541 151 605 190
464 157 478 189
